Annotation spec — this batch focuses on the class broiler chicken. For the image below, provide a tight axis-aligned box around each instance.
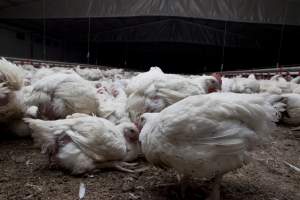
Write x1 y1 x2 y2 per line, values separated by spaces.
0 58 25 122
139 92 286 200
222 77 260 93
258 79 283 94
125 67 164 96
281 93 300 126
127 67 221 123
248 74 256 79
75 66 103 81
264 74 293 93
27 66 76 85
24 114 141 174
0 58 36 136
291 76 300 84
25 73 100 119
270 74 287 82
98 80 130 124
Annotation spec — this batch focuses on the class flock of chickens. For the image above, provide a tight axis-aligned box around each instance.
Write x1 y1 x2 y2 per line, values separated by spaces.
1 57 300 200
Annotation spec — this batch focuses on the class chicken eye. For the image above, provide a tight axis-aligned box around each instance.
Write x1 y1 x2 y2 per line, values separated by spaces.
129 129 135 133
140 116 145 123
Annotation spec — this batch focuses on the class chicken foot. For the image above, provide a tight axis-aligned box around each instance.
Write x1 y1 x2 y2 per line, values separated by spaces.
291 126 300 131
96 161 148 173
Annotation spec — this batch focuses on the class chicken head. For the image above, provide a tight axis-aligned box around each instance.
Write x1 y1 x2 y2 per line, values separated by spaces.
119 122 139 143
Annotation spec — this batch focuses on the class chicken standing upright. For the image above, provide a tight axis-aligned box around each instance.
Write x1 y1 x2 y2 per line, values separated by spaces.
138 92 286 200
24 114 140 174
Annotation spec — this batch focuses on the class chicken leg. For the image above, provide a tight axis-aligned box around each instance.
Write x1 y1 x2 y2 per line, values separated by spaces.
178 174 190 199
96 161 148 173
291 126 300 131
206 174 222 200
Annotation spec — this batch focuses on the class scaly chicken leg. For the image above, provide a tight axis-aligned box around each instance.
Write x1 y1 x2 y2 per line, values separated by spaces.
95 161 147 173
206 175 222 200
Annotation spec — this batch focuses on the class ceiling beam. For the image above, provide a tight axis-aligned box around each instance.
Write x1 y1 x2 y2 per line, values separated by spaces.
0 0 38 10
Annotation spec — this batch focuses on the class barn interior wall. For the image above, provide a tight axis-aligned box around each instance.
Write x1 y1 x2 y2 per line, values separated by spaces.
0 25 31 58
1 17 300 73
0 23 87 63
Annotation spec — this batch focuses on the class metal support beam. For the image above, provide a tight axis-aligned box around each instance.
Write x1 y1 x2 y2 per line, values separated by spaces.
222 65 300 76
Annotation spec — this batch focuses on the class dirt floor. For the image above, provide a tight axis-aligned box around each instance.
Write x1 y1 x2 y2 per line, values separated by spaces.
0 126 300 200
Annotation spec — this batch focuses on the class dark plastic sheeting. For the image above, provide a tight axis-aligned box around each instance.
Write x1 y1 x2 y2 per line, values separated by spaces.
0 0 300 25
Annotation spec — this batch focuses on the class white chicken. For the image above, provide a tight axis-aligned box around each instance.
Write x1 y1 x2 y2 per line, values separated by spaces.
258 79 283 94
138 92 286 200
75 66 104 81
292 84 300 94
281 93 300 126
98 80 130 124
21 64 37 86
0 59 35 136
267 74 293 93
25 73 100 119
0 58 26 122
29 67 55 84
103 68 126 80
126 67 221 123
24 114 140 174
188 74 222 93
125 67 164 96
248 74 256 79
291 76 300 84
270 74 287 82
222 77 260 93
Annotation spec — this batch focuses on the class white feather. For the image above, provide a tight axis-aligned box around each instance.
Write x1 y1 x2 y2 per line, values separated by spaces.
139 93 284 179
25 116 140 174
79 182 86 199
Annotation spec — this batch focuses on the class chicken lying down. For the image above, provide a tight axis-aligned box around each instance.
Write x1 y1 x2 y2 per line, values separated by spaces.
258 78 296 94
0 59 36 136
281 93 300 126
94 79 120 101
126 67 221 97
291 76 300 84
21 64 37 86
221 77 260 93
75 66 103 81
127 71 221 123
289 82 300 94
248 74 256 79
125 66 164 96
97 80 130 124
25 114 141 174
29 66 75 85
0 58 26 122
265 74 293 94
139 93 286 200
25 73 100 120
270 74 287 82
